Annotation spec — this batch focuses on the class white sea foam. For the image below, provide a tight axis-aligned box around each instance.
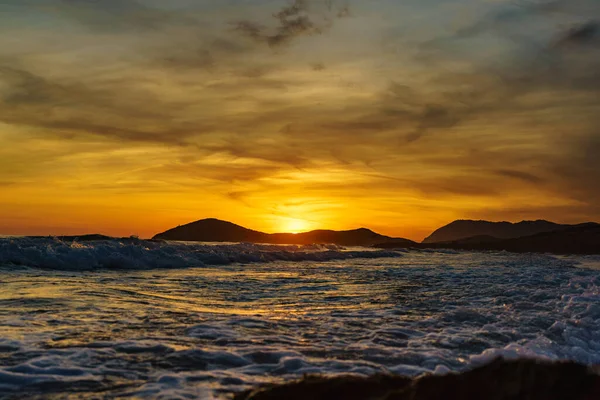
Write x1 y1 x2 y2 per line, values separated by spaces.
0 237 401 270
1 249 599 398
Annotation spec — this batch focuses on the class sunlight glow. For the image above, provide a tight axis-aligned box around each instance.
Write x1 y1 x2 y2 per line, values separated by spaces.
280 218 311 234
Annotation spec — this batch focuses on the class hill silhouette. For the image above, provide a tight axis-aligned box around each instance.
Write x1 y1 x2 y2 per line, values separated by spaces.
422 220 580 243
153 218 416 247
376 223 600 255
154 219 270 243
451 223 600 254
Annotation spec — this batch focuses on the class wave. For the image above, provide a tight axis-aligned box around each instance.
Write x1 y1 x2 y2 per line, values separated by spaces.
1 250 599 398
0 237 403 271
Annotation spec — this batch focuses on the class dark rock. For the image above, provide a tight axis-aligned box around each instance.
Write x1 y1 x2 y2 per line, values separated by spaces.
234 358 600 400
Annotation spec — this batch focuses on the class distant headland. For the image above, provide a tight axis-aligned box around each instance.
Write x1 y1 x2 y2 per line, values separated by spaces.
151 218 600 255
152 218 415 247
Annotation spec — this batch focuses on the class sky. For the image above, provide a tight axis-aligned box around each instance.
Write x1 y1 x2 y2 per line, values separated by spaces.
0 0 599 241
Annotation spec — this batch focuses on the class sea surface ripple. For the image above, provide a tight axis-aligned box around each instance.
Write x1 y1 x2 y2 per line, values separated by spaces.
1 238 599 398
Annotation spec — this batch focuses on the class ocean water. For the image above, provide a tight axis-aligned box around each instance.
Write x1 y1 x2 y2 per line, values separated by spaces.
1 238 600 399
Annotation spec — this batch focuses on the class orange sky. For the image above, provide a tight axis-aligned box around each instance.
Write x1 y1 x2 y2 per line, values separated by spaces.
0 0 599 241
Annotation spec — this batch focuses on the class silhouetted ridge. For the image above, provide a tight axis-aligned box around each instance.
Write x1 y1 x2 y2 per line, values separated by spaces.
153 218 415 246
376 223 600 255
471 223 600 254
422 219 577 244
153 218 270 243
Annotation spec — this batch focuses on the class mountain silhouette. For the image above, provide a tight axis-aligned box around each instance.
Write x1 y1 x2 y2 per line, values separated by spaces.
153 218 415 247
454 223 600 255
422 220 581 243
154 219 270 243
376 223 600 255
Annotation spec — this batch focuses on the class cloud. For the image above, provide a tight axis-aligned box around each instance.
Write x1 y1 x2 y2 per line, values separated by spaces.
549 130 600 202
0 65 201 144
311 79 493 143
384 3 600 143
50 0 189 32
2 0 600 237
450 0 561 39
233 0 348 47
203 138 313 169
555 20 600 47
444 10 600 205
446 0 598 43
494 170 545 184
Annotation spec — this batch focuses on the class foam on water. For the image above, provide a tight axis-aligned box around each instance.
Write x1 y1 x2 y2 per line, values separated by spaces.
1 245 600 399
0 237 402 270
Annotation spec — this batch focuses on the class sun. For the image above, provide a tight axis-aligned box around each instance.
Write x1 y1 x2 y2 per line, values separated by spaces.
281 218 311 234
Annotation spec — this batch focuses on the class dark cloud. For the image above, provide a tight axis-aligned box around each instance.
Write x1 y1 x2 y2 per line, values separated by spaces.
0 65 208 144
494 170 545 184
274 0 308 20
233 21 267 43
406 105 465 143
142 161 286 185
233 0 320 48
382 2 600 143
445 0 598 43
315 81 490 143
555 21 600 47
451 0 561 39
203 138 312 169
233 0 348 47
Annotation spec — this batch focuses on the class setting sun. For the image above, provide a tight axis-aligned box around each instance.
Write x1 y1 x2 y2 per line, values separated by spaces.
2 0 600 398
280 218 312 234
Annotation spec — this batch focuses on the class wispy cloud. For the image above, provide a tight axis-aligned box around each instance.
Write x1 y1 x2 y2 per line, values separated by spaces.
1 0 599 238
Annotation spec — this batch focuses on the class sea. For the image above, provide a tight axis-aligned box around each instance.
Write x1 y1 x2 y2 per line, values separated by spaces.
1 237 600 399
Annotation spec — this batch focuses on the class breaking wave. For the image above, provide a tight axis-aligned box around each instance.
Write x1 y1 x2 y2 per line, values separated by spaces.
1 251 600 398
0 237 403 271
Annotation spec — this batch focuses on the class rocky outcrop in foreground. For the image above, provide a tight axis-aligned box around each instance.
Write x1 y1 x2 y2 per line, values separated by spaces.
234 358 600 400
